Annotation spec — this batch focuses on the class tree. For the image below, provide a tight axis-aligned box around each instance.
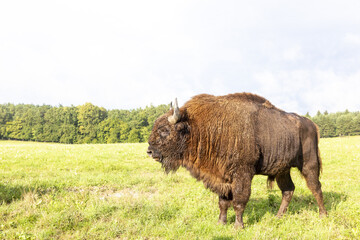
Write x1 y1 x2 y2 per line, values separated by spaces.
321 115 336 137
43 107 62 142
350 114 360 136
5 118 23 140
77 103 107 143
336 114 353 136
0 104 15 139
58 106 78 143
127 128 141 143
98 118 126 143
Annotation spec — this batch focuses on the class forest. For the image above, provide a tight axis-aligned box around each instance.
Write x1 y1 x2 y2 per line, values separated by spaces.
0 103 169 143
308 110 360 138
0 103 359 143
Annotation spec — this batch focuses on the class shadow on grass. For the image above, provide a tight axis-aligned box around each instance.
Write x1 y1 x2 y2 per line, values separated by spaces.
212 237 234 240
212 191 344 240
226 191 345 226
0 183 58 204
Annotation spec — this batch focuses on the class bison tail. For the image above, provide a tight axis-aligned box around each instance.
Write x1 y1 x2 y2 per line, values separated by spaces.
315 124 323 175
317 147 323 175
267 176 275 189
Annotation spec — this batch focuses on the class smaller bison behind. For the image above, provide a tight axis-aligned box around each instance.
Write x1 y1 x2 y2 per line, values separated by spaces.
147 93 327 228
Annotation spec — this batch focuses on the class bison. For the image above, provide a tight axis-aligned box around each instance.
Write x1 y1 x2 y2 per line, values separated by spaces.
147 93 327 228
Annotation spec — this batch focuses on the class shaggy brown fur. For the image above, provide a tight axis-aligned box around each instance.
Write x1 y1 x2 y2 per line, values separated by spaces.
147 93 327 229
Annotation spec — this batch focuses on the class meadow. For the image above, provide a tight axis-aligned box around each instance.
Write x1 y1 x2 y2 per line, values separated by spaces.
0 137 359 239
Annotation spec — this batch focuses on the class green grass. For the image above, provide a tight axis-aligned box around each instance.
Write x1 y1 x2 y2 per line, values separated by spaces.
0 137 360 239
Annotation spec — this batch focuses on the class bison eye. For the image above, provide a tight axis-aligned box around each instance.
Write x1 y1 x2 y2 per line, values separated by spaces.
158 126 170 139
160 130 170 138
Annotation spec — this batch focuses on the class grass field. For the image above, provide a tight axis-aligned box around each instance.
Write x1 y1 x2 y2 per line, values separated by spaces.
0 137 360 239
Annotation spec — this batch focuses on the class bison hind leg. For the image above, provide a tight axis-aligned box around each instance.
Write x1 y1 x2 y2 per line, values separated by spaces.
275 171 295 217
301 165 328 217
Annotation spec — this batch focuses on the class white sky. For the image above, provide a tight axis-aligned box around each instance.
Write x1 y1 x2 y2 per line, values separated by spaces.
1 0 359 115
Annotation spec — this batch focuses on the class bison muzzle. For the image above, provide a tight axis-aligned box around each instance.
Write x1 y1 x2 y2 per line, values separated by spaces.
147 93 327 228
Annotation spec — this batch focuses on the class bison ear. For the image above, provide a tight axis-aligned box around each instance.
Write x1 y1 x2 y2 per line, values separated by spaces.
168 98 181 124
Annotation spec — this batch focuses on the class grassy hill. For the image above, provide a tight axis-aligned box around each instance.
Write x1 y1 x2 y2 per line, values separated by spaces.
1 137 360 239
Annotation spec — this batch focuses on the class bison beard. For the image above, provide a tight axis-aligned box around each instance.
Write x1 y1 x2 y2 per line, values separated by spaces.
147 93 327 229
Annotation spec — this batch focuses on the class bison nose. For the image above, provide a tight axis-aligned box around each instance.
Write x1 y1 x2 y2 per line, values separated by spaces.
147 149 153 157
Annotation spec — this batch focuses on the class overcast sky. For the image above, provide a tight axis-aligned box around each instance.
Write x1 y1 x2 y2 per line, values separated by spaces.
1 0 360 115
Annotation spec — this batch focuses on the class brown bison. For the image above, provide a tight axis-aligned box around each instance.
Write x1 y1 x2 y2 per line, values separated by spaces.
147 93 327 228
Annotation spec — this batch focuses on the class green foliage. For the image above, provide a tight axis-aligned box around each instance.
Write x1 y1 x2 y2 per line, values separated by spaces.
97 118 130 143
309 111 360 138
77 103 107 143
1 102 359 142
1 137 360 239
0 103 169 143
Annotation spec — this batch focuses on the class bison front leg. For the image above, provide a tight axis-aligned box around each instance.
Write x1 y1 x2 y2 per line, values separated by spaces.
232 171 254 229
218 194 232 225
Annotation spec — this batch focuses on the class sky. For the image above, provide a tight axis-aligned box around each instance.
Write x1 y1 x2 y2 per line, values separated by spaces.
1 0 360 115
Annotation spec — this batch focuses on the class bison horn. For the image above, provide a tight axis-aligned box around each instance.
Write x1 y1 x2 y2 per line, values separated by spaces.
168 98 180 124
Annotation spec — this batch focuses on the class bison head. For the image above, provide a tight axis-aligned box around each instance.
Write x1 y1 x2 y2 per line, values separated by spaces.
147 98 190 173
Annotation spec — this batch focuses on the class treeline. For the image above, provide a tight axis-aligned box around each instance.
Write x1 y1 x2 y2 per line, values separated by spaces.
0 103 169 143
1 103 359 143
307 110 360 138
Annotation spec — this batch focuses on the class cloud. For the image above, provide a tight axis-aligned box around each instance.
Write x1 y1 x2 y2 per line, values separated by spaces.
253 70 360 115
0 0 359 113
344 33 360 45
282 45 304 61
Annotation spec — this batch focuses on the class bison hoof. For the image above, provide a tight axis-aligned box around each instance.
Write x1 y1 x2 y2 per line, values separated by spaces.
217 219 227 225
320 211 328 218
234 222 244 229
